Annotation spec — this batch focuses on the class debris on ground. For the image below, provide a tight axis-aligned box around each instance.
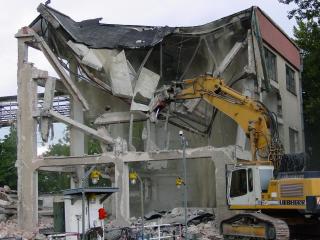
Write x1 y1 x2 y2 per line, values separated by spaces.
0 217 52 240
0 186 18 221
0 185 54 239
105 208 222 239
0 205 221 239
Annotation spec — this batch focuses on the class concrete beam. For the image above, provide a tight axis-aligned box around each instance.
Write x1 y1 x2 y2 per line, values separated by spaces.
213 41 245 77
115 160 130 221
69 60 86 188
48 109 114 145
76 57 112 92
23 28 90 111
37 77 67 93
122 146 217 162
32 154 115 169
37 4 60 29
38 166 76 172
40 77 56 142
94 111 147 125
32 147 217 169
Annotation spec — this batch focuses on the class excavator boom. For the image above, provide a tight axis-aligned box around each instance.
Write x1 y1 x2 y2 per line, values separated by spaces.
151 75 281 162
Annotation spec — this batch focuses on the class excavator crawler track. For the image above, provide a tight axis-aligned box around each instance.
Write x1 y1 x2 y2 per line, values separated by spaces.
220 212 289 240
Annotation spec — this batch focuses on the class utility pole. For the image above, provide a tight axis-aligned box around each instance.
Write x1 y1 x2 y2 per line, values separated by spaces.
129 171 145 239
179 130 188 239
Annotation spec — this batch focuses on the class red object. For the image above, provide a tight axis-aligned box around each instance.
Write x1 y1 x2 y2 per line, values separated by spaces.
98 208 107 220
257 8 301 70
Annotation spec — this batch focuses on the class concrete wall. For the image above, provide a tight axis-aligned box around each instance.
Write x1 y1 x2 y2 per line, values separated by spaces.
128 147 235 223
263 44 304 153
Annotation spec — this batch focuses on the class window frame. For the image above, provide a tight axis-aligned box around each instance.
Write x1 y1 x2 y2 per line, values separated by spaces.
248 168 253 192
264 47 278 83
289 127 299 153
286 64 296 95
230 169 248 198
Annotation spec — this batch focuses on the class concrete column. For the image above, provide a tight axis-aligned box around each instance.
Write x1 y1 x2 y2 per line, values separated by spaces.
69 60 85 187
114 160 130 222
235 82 254 155
16 38 38 229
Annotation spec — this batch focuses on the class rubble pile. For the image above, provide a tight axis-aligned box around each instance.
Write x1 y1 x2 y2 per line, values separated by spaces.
188 222 222 240
105 208 223 239
0 185 52 240
0 186 17 221
0 217 52 240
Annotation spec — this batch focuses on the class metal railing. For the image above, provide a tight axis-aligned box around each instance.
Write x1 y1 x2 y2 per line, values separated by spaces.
0 95 70 127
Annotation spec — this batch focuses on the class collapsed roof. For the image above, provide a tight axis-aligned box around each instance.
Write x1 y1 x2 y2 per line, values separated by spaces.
28 4 299 139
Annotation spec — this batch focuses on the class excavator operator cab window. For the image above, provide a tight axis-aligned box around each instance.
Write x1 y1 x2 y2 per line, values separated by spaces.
248 168 253 192
230 169 247 197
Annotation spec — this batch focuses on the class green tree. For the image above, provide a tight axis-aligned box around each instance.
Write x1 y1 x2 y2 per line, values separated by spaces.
294 21 320 126
0 126 105 192
280 0 320 168
38 130 71 193
279 0 320 25
38 130 104 193
0 126 17 189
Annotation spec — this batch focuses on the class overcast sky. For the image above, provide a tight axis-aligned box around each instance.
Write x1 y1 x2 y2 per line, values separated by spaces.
0 0 297 97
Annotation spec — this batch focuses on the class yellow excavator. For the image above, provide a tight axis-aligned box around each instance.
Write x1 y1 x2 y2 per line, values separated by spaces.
150 75 320 239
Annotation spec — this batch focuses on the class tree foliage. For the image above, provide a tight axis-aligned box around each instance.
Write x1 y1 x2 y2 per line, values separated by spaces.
279 0 320 166
279 0 320 25
38 136 71 193
294 21 320 126
0 125 105 192
0 126 17 189
279 0 320 125
38 130 103 193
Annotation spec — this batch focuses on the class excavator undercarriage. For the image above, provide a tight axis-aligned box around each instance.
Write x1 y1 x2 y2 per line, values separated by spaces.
221 213 289 240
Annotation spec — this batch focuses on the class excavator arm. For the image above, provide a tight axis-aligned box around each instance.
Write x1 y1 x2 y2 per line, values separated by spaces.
151 75 281 163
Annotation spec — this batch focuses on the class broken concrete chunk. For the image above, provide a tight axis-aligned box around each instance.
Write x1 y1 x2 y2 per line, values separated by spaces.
110 50 134 98
94 111 147 125
127 60 137 89
81 49 103 70
131 67 160 111
67 40 89 57
67 40 103 70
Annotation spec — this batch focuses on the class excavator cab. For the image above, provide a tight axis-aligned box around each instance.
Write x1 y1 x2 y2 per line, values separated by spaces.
226 164 274 208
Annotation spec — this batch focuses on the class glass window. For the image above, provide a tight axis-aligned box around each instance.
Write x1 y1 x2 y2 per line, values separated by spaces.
264 47 277 82
248 168 253 192
289 128 299 153
230 169 247 197
286 65 296 95
259 169 273 192
277 93 283 119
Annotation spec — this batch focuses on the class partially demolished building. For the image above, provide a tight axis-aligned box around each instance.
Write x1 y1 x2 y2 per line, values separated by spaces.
15 4 303 230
